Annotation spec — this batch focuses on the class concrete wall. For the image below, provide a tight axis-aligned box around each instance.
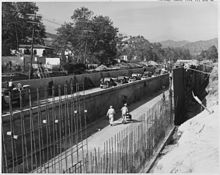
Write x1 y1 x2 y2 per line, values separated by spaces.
83 74 169 123
173 65 212 125
4 68 144 89
2 74 169 124
2 68 145 102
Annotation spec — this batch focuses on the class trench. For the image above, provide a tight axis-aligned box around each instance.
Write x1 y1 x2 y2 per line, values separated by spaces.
147 64 213 173
173 65 212 125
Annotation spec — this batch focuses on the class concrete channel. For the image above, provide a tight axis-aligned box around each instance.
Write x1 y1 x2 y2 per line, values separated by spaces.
2 74 170 173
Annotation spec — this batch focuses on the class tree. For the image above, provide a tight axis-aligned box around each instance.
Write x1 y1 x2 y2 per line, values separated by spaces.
206 45 218 62
161 47 191 64
90 15 118 64
53 7 119 65
2 2 46 56
119 35 152 62
197 45 218 62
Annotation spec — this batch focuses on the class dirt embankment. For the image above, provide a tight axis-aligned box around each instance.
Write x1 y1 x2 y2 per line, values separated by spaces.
206 63 218 107
150 63 219 173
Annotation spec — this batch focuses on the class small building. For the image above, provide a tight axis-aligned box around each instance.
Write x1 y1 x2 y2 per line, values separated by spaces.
18 44 54 57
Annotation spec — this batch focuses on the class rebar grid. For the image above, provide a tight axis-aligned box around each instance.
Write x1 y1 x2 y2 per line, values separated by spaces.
2 82 88 173
2 81 173 173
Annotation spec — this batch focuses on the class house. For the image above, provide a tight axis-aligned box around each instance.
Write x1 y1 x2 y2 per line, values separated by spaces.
18 44 54 57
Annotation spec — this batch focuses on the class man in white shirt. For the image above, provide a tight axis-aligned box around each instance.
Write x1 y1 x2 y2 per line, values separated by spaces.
121 103 128 124
106 106 115 126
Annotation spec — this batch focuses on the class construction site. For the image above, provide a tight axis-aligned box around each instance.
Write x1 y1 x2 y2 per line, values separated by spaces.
1 1 219 173
1 62 218 173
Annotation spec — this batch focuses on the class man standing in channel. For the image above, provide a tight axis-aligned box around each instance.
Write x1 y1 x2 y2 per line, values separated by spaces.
106 106 115 126
121 103 128 124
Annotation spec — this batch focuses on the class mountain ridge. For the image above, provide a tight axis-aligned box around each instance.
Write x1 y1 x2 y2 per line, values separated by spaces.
160 38 218 55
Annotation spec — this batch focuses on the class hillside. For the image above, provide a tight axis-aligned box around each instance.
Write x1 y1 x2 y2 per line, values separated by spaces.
43 32 57 46
182 38 218 55
160 40 189 48
160 38 218 55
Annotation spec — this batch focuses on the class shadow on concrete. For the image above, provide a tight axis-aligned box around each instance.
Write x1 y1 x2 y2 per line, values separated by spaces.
107 119 142 127
128 119 143 123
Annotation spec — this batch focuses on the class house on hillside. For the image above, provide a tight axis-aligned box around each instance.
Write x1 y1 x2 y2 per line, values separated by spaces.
18 44 54 57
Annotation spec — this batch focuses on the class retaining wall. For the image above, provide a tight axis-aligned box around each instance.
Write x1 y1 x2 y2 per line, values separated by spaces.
173 65 212 125
83 74 169 123
2 74 169 124
3 68 145 89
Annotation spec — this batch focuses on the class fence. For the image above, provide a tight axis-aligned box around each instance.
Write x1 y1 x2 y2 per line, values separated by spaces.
2 83 88 173
85 93 174 173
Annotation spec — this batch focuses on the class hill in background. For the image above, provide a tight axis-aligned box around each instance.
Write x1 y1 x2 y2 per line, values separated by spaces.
160 38 218 55
44 32 57 46
160 40 189 48
44 32 218 57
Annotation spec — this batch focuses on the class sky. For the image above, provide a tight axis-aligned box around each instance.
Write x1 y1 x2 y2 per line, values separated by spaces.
36 1 218 42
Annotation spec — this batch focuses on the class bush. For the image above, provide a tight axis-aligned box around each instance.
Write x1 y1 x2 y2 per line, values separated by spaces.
63 63 86 74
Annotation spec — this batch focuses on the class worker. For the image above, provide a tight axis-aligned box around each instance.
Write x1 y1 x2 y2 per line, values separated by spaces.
121 103 128 124
17 82 23 91
8 78 14 91
106 105 115 126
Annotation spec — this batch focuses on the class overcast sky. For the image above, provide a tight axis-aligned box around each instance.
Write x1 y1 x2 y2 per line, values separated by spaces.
36 1 218 42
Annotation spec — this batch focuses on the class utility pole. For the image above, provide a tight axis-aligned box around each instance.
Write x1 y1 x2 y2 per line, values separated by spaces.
27 13 40 79
30 21 35 79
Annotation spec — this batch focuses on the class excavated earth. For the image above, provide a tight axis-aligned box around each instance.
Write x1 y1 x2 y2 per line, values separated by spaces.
150 63 219 173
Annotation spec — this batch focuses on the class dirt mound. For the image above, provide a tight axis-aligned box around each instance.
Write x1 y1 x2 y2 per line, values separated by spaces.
151 104 219 173
206 64 218 107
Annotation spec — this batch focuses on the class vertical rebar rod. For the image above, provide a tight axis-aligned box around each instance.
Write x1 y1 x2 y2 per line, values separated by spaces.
94 148 97 173
68 90 74 171
119 131 122 173
114 134 117 173
116 132 119 173
8 92 15 172
111 136 113 173
51 86 56 173
75 83 79 163
108 137 111 173
106 140 109 173
63 84 68 171
36 88 42 173
90 152 93 172
125 128 128 171
2 127 8 173
44 87 50 173
103 141 106 173
29 89 38 171
19 90 25 172
98 147 100 173
78 84 85 169
122 129 125 173
82 82 88 171
100 154 103 173
58 85 62 172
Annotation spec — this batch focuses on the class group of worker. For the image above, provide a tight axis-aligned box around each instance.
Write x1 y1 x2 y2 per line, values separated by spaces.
106 103 130 126
6 79 23 92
